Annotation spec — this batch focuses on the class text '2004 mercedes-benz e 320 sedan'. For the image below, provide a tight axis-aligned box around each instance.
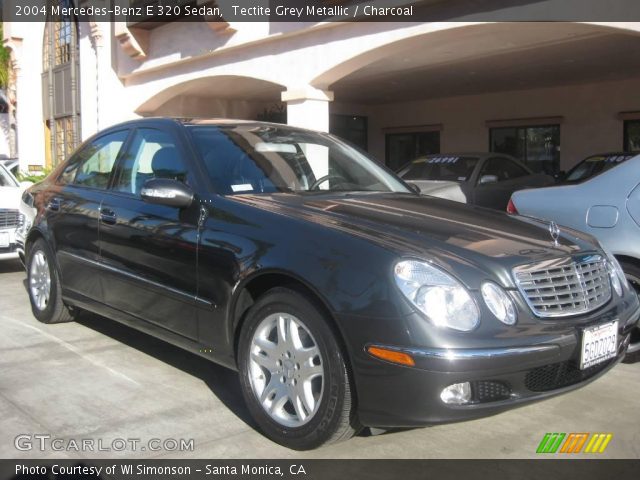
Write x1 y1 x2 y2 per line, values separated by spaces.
21 119 640 450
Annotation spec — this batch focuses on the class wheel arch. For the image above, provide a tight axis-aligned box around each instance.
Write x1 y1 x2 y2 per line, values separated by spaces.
25 226 64 280
614 254 640 269
615 254 640 287
25 227 47 258
229 269 352 371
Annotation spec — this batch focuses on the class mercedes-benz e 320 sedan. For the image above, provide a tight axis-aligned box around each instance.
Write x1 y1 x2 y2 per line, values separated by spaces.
22 119 639 450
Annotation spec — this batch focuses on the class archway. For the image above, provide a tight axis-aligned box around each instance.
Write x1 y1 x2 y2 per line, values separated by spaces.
135 75 286 122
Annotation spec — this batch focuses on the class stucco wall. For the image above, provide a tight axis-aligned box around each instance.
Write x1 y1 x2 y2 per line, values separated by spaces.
367 77 640 169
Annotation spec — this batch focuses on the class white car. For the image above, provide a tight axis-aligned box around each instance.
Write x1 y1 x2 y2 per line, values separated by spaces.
0 163 27 261
509 152 640 362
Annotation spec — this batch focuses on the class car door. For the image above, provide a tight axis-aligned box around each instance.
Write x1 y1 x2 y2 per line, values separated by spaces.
98 126 201 340
473 156 531 209
46 129 129 302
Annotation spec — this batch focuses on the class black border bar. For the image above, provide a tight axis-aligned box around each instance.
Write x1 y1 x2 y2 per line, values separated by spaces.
3 0 640 22
2 459 639 480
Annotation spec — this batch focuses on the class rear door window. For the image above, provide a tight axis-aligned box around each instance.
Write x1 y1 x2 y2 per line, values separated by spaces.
66 130 129 189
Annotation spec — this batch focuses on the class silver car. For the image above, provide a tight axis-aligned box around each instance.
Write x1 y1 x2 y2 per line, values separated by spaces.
0 163 25 261
398 152 554 210
509 152 640 362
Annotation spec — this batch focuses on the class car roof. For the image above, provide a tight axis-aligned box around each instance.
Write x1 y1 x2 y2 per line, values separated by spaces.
108 117 305 129
97 117 321 137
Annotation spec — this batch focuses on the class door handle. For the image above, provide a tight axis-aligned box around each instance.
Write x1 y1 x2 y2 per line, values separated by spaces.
99 207 117 225
47 197 63 212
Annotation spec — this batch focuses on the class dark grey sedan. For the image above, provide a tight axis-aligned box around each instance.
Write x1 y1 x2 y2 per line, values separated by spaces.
19 120 639 450
398 152 554 210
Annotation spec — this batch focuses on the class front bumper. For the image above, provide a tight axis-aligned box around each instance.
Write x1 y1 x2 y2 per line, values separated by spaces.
0 227 20 261
340 296 640 428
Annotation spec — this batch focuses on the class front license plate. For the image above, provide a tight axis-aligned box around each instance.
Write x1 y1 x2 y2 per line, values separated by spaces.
0 232 9 248
580 321 618 370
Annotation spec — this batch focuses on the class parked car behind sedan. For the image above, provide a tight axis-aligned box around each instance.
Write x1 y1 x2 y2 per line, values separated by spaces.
22 119 639 450
509 152 640 362
397 152 554 210
0 163 27 261
0 158 19 177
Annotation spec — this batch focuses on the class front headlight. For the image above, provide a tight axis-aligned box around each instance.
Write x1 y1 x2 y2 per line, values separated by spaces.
394 260 479 331
606 256 625 296
481 282 517 325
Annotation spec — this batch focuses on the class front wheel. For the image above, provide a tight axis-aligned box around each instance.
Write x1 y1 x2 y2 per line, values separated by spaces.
27 239 76 324
238 287 359 450
620 260 640 364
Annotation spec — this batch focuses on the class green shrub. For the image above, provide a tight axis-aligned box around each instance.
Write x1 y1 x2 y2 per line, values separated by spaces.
16 167 53 184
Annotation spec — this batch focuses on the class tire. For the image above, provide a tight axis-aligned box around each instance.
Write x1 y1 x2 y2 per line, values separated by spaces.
238 287 360 450
620 260 640 364
26 238 76 324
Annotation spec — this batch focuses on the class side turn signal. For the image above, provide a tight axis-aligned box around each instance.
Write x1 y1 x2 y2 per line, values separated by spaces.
367 346 415 367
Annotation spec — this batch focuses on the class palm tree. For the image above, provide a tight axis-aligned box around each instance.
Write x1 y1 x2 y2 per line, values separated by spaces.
0 23 10 89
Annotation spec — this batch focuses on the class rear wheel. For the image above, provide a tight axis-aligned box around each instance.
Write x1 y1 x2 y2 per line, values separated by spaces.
27 239 76 324
238 287 359 450
620 260 640 364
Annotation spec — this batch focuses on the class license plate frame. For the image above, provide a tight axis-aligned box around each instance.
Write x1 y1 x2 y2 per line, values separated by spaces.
580 320 618 370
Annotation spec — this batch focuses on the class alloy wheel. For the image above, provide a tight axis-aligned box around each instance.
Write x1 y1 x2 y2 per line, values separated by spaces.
248 312 324 428
29 250 51 311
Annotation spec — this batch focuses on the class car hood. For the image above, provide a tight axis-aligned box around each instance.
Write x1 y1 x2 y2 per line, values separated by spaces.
0 186 21 209
237 192 598 289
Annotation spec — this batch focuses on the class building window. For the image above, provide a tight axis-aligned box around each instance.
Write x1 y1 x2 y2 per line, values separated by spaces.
42 0 81 166
52 117 75 163
385 131 440 171
330 114 368 152
490 125 560 175
624 120 640 152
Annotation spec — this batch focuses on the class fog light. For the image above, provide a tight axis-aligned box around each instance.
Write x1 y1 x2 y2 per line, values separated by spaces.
440 382 471 405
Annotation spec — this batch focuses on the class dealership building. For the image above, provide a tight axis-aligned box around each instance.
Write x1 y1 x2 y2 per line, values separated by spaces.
3 2 640 175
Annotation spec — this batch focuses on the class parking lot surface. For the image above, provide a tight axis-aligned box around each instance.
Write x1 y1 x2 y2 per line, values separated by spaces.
1 259 638 459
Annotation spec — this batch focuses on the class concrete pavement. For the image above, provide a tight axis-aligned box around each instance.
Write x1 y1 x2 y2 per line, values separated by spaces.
1 258 639 459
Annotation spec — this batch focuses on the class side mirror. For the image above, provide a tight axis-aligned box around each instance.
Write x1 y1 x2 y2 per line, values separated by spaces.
140 178 194 208
479 174 498 185
407 182 421 194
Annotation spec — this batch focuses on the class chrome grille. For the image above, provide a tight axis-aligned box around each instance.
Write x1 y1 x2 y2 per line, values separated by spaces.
513 255 611 317
0 209 22 229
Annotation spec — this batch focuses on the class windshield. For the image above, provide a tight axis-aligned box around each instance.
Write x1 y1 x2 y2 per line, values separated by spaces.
565 153 635 183
0 164 18 187
398 156 479 182
187 125 409 195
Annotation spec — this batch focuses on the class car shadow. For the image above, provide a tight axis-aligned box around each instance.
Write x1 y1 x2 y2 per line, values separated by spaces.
74 311 383 440
75 311 259 431
18 275 389 441
0 258 23 274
